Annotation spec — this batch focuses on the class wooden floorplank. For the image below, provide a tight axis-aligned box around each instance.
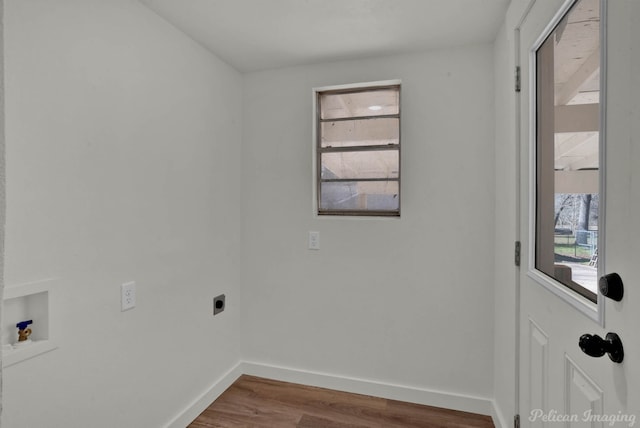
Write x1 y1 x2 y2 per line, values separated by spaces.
297 414 373 428
195 386 303 427
383 400 494 428
225 376 388 427
188 375 495 428
233 376 387 411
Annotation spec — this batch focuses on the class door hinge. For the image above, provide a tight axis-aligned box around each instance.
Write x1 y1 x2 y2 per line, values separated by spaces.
515 66 521 92
514 414 520 428
515 241 521 267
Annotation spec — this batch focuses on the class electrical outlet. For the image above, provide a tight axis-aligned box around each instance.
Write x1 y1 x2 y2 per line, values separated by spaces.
121 281 136 311
309 231 320 250
213 294 225 315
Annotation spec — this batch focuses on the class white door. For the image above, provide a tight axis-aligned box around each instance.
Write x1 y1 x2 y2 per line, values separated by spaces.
518 0 639 426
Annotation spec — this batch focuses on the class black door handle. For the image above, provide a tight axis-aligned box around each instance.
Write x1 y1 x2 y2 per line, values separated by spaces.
579 332 624 363
599 273 624 301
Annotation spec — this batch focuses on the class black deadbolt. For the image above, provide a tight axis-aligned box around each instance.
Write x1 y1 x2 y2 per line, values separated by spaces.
599 273 624 301
579 332 624 363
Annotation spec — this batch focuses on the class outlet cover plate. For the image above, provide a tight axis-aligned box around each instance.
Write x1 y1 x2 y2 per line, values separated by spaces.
121 281 136 311
213 294 225 315
308 231 320 250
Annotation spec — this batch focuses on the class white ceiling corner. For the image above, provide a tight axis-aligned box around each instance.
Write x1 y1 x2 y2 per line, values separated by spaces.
140 0 511 73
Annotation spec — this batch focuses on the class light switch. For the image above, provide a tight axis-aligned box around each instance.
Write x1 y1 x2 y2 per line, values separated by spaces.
308 231 320 250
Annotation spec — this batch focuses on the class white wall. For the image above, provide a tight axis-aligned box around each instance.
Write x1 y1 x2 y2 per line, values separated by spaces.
1 0 513 423
241 46 496 402
3 1 242 426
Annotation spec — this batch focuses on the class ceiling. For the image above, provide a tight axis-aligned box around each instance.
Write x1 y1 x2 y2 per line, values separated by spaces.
140 0 511 73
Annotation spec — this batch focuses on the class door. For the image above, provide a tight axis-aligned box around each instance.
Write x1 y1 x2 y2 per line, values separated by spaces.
518 0 639 426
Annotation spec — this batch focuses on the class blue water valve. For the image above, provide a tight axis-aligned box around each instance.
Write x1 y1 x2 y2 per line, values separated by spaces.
16 320 33 330
16 320 33 343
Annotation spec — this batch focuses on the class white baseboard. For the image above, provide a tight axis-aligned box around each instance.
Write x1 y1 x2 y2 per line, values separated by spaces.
166 360 500 427
241 361 494 417
163 361 243 428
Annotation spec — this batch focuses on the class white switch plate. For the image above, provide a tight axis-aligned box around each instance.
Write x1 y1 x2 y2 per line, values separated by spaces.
121 281 136 311
309 231 320 250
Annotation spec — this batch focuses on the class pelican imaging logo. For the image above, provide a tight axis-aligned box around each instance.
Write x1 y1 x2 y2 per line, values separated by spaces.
529 409 636 426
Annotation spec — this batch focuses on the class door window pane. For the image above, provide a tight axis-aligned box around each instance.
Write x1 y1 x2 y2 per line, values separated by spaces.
535 0 601 301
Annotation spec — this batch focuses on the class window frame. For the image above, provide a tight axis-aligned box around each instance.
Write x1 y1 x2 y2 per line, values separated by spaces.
313 80 402 217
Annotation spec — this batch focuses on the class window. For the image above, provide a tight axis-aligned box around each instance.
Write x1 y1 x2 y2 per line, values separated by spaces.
534 0 602 302
315 83 400 216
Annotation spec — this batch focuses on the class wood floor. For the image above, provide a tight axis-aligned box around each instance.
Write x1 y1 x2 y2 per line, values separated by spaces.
189 375 494 428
